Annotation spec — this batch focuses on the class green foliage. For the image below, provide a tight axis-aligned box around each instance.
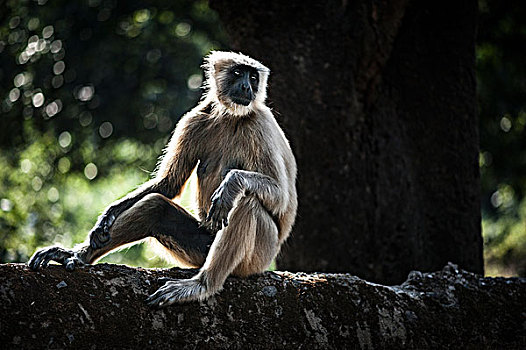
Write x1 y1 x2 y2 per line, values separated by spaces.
478 0 526 276
1 0 525 277
0 124 157 265
0 0 226 267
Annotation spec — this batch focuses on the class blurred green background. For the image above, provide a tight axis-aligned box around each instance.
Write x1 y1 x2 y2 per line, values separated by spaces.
0 0 227 268
0 0 525 276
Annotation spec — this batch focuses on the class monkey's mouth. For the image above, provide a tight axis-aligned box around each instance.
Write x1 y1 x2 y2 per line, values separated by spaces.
231 95 252 106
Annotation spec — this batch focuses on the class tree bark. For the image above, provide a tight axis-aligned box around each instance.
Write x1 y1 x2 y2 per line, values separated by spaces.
210 0 482 284
1 263 524 349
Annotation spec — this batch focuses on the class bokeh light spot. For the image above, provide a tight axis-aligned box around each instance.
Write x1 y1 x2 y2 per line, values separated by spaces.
20 159 32 173
175 22 191 37
50 40 62 53
53 61 65 75
158 115 172 133
134 9 151 23
52 75 64 88
143 113 158 129
47 187 60 202
32 92 45 107
77 85 94 101
58 131 72 148
9 16 20 29
490 191 501 208
146 49 161 63
84 163 98 180
28 18 40 31
1 199 13 212
42 25 54 39
187 74 202 90
9 88 20 102
36 39 46 52
45 100 62 117
32 176 43 191
14 72 32 87
99 121 113 138
79 111 93 126
500 116 512 132
58 157 71 173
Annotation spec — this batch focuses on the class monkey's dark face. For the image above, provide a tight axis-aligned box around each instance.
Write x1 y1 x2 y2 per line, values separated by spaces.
223 65 259 106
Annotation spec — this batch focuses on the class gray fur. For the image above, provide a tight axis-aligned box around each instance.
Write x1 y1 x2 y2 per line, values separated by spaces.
28 51 297 306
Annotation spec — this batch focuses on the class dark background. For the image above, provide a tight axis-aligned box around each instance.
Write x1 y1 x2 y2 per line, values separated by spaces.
0 0 524 280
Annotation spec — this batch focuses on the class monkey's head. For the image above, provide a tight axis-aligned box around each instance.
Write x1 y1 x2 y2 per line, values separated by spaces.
203 51 270 116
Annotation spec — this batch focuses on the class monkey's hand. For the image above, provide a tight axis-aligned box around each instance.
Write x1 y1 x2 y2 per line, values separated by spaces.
205 170 245 231
28 246 85 271
205 183 238 232
146 278 207 307
89 207 118 249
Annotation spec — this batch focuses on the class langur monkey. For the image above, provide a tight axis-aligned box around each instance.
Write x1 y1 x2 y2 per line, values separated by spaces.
29 51 298 307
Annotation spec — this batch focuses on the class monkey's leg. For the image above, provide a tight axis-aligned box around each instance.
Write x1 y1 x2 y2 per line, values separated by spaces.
29 193 214 270
146 196 278 307
232 207 279 277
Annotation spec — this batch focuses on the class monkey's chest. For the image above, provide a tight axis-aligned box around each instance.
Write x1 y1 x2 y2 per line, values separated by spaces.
195 134 265 220
198 143 259 178
198 127 269 179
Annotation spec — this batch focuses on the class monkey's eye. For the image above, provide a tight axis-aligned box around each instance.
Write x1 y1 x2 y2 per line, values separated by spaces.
233 69 241 76
250 74 258 81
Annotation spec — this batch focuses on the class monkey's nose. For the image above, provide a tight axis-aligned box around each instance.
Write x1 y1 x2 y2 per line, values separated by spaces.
241 82 250 92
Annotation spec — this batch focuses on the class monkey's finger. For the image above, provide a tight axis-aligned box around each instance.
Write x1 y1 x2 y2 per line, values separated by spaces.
28 252 39 269
206 203 217 221
214 219 223 232
146 295 167 308
145 295 158 306
157 277 177 284
89 227 101 249
29 247 56 270
207 220 217 232
148 288 182 308
146 290 171 308
145 291 161 303
34 254 54 270
28 252 44 270
90 226 110 249
90 237 99 249
102 213 115 235
99 226 111 241
206 217 220 232
107 213 116 227
65 257 76 271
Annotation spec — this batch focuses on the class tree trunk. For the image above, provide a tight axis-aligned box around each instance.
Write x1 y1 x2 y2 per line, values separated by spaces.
210 0 482 284
1 263 524 349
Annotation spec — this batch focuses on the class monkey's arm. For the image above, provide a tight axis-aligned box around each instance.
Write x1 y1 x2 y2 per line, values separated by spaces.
89 178 179 248
90 120 198 249
205 169 286 231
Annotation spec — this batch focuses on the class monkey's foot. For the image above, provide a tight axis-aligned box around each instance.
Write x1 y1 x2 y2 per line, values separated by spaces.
28 246 85 271
157 277 177 284
146 278 209 307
